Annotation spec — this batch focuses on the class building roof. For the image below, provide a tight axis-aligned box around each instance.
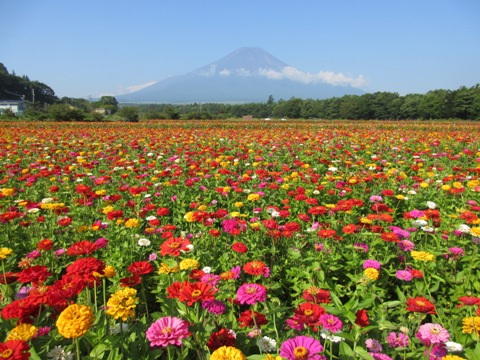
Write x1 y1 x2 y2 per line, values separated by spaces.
0 100 26 105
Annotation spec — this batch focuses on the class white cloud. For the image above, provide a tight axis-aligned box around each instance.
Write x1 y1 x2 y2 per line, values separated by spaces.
259 66 367 88
197 64 217 76
219 69 231 76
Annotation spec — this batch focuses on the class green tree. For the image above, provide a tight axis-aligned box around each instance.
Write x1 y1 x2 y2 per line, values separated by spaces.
118 106 139 122
96 96 118 114
48 104 85 121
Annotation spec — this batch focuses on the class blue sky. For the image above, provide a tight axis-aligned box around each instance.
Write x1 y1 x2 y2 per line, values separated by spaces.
1 0 479 99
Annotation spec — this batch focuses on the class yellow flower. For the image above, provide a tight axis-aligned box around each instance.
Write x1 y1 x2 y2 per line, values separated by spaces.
179 259 199 270
210 346 246 360
453 182 463 189
462 316 480 336
197 204 207 211
158 262 179 274
95 189 107 196
247 193 260 202
360 217 372 224
56 304 94 338
234 202 244 208
263 355 282 360
396 194 406 200
441 185 451 191
102 205 114 214
125 218 140 228
441 356 466 360
1 188 15 196
184 211 195 222
364 268 379 281
0 247 13 260
6 323 38 341
420 182 429 188
411 251 435 262
249 222 261 230
106 287 138 321
470 227 480 237
281 183 290 190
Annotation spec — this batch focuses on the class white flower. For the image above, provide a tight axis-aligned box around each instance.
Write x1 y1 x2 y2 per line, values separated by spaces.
421 226 435 233
202 266 212 274
411 219 428 228
445 341 463 352
28 208 40 213
41 197 54 204
145 216 157 221
426 201 437 209
457 224 471 233
180 244 194 253
320 330 344 343
47 346 74 360
257 336 277 352
328 167 338 172
137 238 151 247
270 211 280 218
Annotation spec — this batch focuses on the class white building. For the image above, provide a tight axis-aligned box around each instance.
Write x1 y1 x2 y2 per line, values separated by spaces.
0 100 26 115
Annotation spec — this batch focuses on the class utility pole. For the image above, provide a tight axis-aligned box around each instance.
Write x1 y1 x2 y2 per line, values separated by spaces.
32 89 35 106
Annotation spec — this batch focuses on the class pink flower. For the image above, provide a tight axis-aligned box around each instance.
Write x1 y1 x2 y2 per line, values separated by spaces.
146 316 190 348
395 270 413 281
236 283 267 305
386 332 409 348
398 240 415 252
416 323 450 346
365 339 383 353
280 335 325 360
202 299 227 315
319 314 343 333
369 353 394 360
363 259 381 270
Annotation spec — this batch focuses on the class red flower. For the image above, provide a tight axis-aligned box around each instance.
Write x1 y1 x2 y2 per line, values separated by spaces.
177 281 217 306
156 207 170 216
380 232 400 243
1 298 41 324
243 260 269 277
317 229 337 238
231 242 248 253
0 272 18 285
57 217 72 226
301 287 331 304
160 237 191 257
294 302 326 330
0 340 30 360
127 261 154 276
342 224 358 234
166 281 186 300
17 265 51 286
237 309 268 328
457 296 480 307
65 257 105 288
207 328 236 351
36 238 54 251
189 269 206 280
66 240 97 256
406 296 436 314
355 309 370 327
381 189 394 196
120 274 141 287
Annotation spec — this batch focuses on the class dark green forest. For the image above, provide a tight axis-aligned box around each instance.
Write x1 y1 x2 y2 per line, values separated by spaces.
1 62 479 121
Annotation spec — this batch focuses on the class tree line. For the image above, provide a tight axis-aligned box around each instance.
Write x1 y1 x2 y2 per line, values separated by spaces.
1 62 479 120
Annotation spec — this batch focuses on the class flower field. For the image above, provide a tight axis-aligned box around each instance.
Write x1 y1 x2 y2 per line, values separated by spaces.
1 119 480 360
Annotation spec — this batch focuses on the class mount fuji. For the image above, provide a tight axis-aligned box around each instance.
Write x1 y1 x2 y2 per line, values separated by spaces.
117 47 365 103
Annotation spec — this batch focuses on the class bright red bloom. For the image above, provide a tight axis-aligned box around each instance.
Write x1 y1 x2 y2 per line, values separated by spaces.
0 340 30 360
294 302 326 330
177 281 217 306
166 281 186 300
65 257 105 288
406 296 436 314
189 269 206 280
457 296 480 307
317 229 337 238
36 238 54 251
16 265 51 286
301 287 331 304
1 298 41 323
0 272 18 285
120 274 141 287
342 224 358 234
160 237 191 257
66 240 97 256
48 275 85 310
127 261 154 276
57 217 72 226
381 232 400 243
231 242 248 253
243 260 269 277
355 309 370 327
237 309 268 328
381 189 394 196
206 328 236 351
156 207 170 216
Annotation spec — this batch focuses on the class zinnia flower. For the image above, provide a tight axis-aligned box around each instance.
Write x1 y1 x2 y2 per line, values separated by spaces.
416 323 450 346
319 313 343 333
386 332 409 348
56 304 94 338
160 237 192 257
106 287 138 321
411 250 435 262
207 328 236 352
364 268 379 281
280 335 325 360
6 323 37 341
406 296 437 314
0 340 30 360
210 346 246 360
236 283 267 305
462 316 480 336
146 316 190 348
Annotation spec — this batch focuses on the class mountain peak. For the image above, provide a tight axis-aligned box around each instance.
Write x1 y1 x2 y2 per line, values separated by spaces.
192 47 288 77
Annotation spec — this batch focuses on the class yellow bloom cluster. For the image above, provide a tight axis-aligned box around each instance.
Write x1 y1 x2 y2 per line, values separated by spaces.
364 268 379 281
125 218 140 228
441 356 466 360
40 203 65 210
6 323 38 341
106 287 138 321
158 262 179 274
462 316 480 336
56 304 94 338
0 247 13 260
180 259 199 270
411 251 435 262
210 346 246 360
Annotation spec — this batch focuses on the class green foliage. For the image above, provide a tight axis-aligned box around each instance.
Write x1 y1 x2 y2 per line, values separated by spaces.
48 103 85 121
96 96 118 114
118 106 139 122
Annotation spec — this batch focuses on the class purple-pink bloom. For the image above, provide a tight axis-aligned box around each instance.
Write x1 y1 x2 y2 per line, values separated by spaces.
386 332 409 348
369 353 394 360
280 335 325 360
94 237 108 249
424 344 447 360
365 339 383 353
146 316 190 348
363 259 381 270
416 323 450 346
369 195 383 203
398 240 415 252
202 299 227 315
354 243 369 252
389 226 410 238
319 313 343 333
395 270 413 282
236 283 267 305
201 273 221 287
409 209 425 218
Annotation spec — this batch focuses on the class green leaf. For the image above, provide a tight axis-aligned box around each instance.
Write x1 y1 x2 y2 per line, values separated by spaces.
355 346 375 360
339 342 355 359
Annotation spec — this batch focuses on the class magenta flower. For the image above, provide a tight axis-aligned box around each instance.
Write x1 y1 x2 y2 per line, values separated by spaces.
365 339 383 353
409 209 425 218
395 270 413 281
236 283 267 305
202 299 226 315
319 313 343 333
386 332 409 348
363 259 381 270
369 353 394 360
416 323 450 346
398 240 415 252
146 316 190 348
280 335 325 360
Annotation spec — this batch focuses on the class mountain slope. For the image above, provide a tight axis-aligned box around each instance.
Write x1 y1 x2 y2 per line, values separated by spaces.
118 47 364 103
